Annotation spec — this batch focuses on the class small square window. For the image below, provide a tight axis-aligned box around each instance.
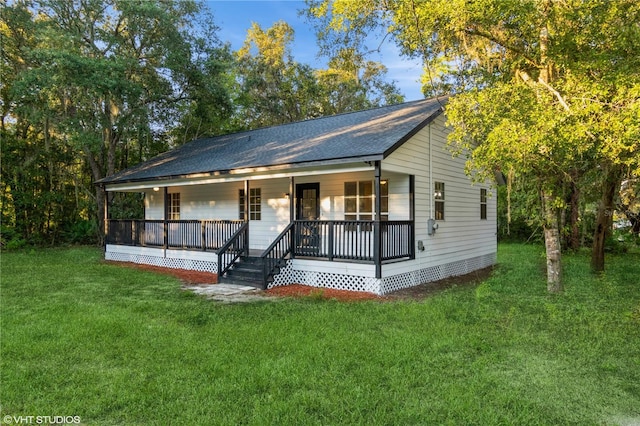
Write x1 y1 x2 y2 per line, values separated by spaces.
344 180 389 223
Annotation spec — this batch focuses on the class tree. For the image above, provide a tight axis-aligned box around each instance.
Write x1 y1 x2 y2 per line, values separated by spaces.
1 0 232 244
234 21 322 128
233 21 403 130
315 47 403 115
306 0 640 290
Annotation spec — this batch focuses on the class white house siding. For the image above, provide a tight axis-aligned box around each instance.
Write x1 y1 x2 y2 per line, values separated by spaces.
144 182 245 220
142 170 413 252
252 179 290 249
295 170 410 221
380 114 497 293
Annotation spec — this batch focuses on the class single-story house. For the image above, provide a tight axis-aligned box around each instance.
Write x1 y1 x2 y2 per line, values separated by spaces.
97 97 496 295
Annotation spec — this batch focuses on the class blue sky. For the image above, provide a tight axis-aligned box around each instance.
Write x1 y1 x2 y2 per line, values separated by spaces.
204 1 425 100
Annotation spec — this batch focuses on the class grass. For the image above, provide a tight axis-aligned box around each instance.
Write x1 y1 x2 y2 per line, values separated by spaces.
1 244 639 425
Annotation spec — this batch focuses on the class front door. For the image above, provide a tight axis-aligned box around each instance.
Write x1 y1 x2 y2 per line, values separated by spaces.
296 183 320 220
295 183 320 255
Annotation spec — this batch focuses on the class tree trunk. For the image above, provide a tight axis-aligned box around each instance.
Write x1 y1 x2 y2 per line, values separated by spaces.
95 187 106 246
542 190 562 293
591 166 622 272
629 212 640 236
84 147 106 245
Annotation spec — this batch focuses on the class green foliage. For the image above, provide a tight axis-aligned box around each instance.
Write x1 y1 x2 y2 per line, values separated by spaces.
305 0 640 275
1 0 233 245
1 245 639 424
232 21 403 130
497 184 541 243
62 220 98 245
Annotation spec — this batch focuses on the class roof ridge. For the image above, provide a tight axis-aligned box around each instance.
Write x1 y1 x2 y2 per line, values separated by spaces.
195 97 443 142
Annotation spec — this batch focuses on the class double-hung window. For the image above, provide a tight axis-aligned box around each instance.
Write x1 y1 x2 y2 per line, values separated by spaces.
168 193 180 220
239 189 245 220
480 188 487 220
344 180 389 222
434 182 445 220
239 188 261 220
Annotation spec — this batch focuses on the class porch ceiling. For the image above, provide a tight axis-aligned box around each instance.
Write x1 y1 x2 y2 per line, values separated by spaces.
105 161 377 192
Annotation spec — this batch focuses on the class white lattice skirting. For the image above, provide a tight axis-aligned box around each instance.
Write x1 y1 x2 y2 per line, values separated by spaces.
105 249 218 274
106 246 495 295
379 253 496 294
270 264 381 294
269 252 497 296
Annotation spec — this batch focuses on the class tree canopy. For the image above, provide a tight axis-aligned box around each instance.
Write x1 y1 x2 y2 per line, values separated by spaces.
305 0 640 289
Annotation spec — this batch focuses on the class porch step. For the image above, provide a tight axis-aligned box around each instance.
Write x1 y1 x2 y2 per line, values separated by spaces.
219 256 266 289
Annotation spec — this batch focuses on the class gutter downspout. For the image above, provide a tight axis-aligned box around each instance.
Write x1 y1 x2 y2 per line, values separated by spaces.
429 123 433 222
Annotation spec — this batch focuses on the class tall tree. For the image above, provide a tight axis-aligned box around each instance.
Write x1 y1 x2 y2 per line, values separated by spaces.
306 0 640 290
234 21 322 128
1 0 232 244
233 21 403 129
316 47 403 115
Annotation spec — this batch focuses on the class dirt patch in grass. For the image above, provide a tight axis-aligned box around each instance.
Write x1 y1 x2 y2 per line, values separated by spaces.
383 266 494 300
105 261 218 285
265 285 384 301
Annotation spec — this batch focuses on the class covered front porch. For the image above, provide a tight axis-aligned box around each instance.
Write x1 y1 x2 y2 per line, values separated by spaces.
106 218 415 288
103 163 417 290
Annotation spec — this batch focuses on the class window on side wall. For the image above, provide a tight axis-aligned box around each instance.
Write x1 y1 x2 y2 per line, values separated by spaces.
169 193 180 220
480 188 487 220
434 182 445 220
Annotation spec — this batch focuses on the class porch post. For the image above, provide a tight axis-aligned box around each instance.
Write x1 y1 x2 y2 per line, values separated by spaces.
103 186 109 247
163 187 169 250
374 161 382 279
244 180 250 256
289 177 294 222
289 176 295 259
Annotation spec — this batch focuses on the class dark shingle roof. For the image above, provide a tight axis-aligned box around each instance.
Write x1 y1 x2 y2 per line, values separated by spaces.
98 97 446 185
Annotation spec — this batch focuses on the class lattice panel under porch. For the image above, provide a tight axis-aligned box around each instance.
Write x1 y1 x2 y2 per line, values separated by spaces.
380 252 497 295
105 250 218 274
269 260 383 295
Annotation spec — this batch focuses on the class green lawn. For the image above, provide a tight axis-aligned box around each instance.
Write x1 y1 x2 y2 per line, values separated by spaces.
1 244 639 425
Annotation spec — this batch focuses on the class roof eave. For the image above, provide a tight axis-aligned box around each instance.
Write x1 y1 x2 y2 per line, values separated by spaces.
100 154 383 189
381 106 444 159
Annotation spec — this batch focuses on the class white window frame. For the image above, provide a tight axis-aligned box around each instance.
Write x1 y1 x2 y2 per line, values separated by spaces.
239 188 261 221
168 193 180 220
434 182 445 220
249 188 261 221
480 188 487 220
344 180 389 221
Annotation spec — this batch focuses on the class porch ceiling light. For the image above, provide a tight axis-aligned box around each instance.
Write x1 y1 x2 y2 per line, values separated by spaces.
153 187 160 192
